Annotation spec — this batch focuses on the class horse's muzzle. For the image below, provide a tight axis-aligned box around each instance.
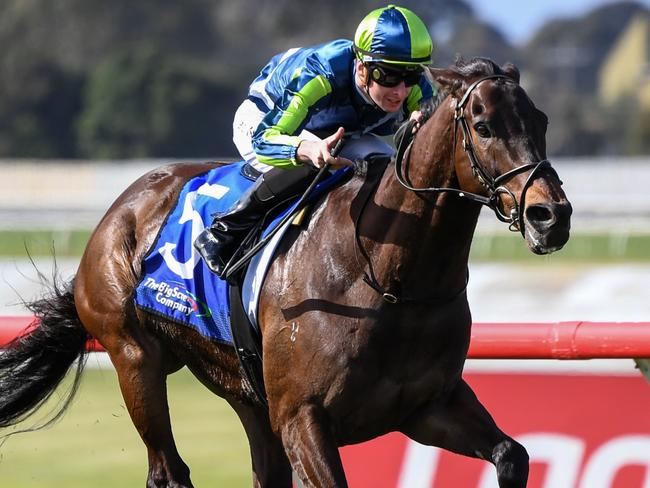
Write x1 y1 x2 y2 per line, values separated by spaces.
523 200 573 254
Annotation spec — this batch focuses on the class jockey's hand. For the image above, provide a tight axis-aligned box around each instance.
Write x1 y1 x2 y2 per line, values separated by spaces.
296 127 354 169
410 110 423 134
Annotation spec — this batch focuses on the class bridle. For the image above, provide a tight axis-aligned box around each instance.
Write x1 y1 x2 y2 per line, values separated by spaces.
395 74 555 236
358 74 559 304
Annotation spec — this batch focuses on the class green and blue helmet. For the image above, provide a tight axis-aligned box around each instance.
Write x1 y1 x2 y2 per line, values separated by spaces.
354 5 433 66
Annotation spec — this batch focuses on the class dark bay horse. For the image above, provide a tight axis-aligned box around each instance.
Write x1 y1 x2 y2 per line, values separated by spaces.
0 58 571 487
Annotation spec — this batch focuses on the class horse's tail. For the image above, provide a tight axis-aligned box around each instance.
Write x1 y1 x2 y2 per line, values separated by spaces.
0 276 89 430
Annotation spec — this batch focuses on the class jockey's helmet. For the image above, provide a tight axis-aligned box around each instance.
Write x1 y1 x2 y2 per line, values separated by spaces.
354 5 433 67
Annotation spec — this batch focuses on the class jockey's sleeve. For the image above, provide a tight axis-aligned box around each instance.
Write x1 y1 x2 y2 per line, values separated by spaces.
252 73 332 168
405 75 435 114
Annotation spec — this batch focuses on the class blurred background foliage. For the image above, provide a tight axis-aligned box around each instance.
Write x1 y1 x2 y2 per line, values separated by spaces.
1 0 650 159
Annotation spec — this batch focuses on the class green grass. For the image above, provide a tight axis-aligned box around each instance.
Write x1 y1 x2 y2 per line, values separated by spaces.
0 366 252 488
2 229 649 262
0 230 92 257
470 232 650 262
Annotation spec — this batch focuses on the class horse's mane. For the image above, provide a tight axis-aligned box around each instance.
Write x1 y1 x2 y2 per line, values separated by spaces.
420 87 447 121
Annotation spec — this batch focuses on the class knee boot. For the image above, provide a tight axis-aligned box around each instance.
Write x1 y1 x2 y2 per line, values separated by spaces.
194 164 318 277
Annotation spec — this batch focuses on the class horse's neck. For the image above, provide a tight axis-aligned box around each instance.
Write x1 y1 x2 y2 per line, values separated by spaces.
361 101 481 296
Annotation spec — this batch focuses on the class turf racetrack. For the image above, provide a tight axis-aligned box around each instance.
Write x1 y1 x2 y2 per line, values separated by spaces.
0 364 252 487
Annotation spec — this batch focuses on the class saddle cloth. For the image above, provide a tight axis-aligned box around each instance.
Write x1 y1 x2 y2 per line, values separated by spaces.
134 160 352 344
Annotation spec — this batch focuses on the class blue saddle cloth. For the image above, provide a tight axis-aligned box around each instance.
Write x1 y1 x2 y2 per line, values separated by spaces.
134 160 351 345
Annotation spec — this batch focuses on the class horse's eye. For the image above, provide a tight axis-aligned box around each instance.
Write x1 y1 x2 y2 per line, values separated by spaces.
474 122 491 138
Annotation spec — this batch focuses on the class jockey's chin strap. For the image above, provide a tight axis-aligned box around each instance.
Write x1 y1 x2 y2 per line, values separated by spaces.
394 74 555 236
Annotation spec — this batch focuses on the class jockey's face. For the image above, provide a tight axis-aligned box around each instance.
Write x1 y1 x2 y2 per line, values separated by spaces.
356 61 411 113
368 78 410 112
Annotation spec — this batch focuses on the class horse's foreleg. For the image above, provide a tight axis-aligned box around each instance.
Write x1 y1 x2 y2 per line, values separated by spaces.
277 403 348 488
401 379 529 488
232 402 293 488
109 337 192 488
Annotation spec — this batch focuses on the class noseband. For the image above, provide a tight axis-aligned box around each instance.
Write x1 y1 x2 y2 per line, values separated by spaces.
395 74 554 236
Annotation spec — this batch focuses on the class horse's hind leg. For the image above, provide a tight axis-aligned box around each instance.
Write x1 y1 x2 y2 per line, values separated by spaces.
401 379 529 488
232 402 293 487
106 329 192 488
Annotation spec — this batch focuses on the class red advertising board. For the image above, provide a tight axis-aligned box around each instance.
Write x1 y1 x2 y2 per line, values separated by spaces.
340 364 650 488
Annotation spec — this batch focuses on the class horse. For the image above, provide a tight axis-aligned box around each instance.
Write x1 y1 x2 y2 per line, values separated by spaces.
0 57 571 487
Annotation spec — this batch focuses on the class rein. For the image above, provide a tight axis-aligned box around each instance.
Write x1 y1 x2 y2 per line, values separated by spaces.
394 74 554 236
353 157 468 305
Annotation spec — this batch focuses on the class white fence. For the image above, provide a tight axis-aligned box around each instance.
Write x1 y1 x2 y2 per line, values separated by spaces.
0 157 649 232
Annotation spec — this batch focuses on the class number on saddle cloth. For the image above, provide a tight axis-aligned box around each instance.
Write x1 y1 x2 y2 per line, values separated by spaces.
134 161 259 345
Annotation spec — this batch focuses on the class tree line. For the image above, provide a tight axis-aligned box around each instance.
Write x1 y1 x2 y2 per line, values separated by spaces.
1 0 648 159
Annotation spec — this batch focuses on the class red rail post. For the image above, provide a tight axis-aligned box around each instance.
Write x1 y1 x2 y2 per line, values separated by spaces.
2 316 650 359
469 321 650 359
0 315 104 351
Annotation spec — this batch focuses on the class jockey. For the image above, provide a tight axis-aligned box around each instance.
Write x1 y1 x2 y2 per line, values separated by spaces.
195 4 435 277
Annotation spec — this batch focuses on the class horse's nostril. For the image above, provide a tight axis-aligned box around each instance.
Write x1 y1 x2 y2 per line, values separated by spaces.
526 204 552 223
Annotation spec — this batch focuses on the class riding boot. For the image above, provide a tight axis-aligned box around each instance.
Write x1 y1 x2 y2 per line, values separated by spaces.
194 164 318 277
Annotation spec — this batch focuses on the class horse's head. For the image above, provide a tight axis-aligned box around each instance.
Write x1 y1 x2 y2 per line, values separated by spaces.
427 58 572 254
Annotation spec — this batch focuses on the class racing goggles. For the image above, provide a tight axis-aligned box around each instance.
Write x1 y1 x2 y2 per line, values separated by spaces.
367 63 423 87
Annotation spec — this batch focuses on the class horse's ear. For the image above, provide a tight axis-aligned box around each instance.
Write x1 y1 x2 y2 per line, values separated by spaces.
502 63 520 83
427 67 465 99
